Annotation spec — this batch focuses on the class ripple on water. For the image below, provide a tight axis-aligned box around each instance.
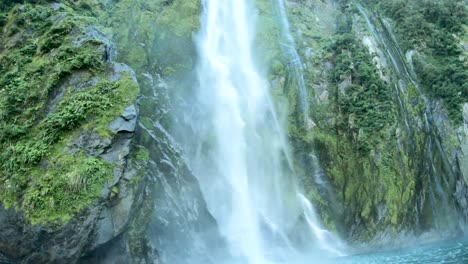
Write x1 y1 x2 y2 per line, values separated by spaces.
337 238 468 264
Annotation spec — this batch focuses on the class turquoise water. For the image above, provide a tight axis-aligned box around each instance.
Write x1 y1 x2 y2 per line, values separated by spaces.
339 238 468 264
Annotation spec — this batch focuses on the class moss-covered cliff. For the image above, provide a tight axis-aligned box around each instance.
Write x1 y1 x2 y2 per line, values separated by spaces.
282 0 467 242
0 0 141 224
0 0 467 262
0 1 221 263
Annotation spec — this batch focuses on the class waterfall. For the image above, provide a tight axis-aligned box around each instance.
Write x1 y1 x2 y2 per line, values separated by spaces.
298 194 346 257
190 0 343 262
273 0 312 127
272 0 343 252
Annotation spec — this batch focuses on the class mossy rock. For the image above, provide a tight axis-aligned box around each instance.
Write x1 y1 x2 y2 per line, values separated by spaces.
0 1 139 225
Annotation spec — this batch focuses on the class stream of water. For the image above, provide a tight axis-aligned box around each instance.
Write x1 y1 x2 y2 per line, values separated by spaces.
181 0 467 263
273 0 310 125
192 0 342 262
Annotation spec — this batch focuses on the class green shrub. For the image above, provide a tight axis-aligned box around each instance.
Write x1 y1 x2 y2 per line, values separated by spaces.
361 0 467 124
0 2 139 224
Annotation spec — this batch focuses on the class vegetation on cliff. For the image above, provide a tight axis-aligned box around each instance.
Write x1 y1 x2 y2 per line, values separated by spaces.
0 0 465 247
361 0 467 123
284 0 465 241
0 2 138 224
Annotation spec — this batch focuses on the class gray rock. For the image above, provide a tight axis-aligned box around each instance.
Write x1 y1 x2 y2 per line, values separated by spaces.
110 63 138 84
455 180 468 216
111 193 134 235
459 103 468 187
122 104 137 121
95 208 115 247
338 74 352 95
132 122 225 264
47 71 100 115
94 188 136 248
101 133 133 164
109 105 138 134
73 27 114 61
109 116 137 133
50 2 64 10
0 14 142 264
0 204 101 263
66 132 112 156
463 103 468 125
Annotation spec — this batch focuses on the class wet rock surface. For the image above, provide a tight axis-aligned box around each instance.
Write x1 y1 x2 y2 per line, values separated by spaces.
0 5 142 263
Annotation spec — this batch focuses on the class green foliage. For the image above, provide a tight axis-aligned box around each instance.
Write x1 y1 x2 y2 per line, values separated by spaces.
361 0 467 123
0 76 138 224
155 0 200 37
413 56 466 121
328 32 395 153
0 13 6 28
128 190 154 260
305 1 466 239
291 6 422 240
107 0 199 74
0 0 46 12
135 148 150 162
0 2 139 224
21 153 112 224
0 4 106 145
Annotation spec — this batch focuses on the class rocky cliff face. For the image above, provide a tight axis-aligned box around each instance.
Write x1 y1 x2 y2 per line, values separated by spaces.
456 103 468 220
0 0 466 262
0 2 142 262
0 1 221 263
280 0 467 242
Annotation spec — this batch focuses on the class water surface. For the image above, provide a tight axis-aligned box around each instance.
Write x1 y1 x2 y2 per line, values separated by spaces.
339 238 468 264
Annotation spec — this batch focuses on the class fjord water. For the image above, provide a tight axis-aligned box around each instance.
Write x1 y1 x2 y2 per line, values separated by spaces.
341 237 468 264
192 0 342 262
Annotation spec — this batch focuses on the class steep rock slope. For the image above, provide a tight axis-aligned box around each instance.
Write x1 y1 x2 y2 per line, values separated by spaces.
0 0 466 262
0 2 141 262
0 1 222 263
282 0 467 242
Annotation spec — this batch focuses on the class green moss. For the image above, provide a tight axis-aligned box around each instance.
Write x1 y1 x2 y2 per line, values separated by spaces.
0 4 107 145
110 185 119 200
406 83 418 100
22 152 113 225
84 76 139 138
127 146 150 190
107 0 199 75
128 194 154 260
155 0 200 37
135 148 150 162
284 5 428 239
0 13 6 28
0 75 138 223
140 117 154 130
0 2 139 224
361 0 467 124
125 146 152 260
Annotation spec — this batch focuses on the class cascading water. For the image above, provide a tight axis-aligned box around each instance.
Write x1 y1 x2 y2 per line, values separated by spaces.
272 0 341 243
272 0 311 127
298 194 346 257
191 0 343 262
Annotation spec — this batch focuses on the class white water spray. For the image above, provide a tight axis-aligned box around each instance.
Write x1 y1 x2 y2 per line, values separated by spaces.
298 193 346 257
193 0 343 262
273 0 311 127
